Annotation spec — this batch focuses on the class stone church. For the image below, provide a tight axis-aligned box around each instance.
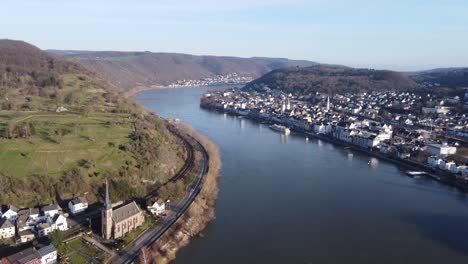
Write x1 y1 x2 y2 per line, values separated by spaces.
102 179 144 240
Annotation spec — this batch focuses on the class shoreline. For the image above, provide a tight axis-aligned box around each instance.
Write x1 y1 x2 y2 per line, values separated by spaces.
200 102 468 194
137 123 221 264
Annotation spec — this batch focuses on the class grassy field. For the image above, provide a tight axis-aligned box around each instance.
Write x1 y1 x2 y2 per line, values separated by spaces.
0 112 134 180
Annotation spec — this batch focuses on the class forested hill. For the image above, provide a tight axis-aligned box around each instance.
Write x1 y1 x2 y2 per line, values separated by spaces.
408 68 468 88
47 50 318 93
0 40 184 206
245 65 419 95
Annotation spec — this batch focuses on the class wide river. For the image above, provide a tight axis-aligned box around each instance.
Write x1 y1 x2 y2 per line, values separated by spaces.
135 86 468 264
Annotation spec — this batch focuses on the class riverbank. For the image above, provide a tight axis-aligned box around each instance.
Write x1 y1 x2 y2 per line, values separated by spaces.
201 102 468 194
137 123 221 264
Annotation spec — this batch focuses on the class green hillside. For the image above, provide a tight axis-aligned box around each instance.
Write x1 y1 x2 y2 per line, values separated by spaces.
0 40 185 206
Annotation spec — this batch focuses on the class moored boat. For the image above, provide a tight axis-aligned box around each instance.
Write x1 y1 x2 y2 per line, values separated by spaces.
269 124 290 134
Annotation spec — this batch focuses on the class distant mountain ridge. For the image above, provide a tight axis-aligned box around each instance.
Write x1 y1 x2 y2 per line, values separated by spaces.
47 50 319 94
245 65 419 95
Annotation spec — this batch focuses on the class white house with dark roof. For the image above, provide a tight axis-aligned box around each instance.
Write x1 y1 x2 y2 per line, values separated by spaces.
42 204 61 218
48 214 68 232
0 218 15 239
2 205 19 223
68 197 88 215
148 199 166 216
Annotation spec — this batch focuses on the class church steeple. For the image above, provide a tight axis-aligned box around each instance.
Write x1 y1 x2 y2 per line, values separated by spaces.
102 178 113 239
105 178 111 210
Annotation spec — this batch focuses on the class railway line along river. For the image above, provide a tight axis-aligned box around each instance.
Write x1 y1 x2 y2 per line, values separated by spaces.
135 86 468 264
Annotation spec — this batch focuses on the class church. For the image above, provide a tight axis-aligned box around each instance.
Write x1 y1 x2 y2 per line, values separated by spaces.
102 179 145 240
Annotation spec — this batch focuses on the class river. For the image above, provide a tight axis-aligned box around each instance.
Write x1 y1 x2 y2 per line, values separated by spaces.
135 86 468 264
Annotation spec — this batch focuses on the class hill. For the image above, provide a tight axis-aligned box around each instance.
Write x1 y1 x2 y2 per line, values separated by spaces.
0 40 185 206
47 50 318 94
245 65 419 95
408 68 468 88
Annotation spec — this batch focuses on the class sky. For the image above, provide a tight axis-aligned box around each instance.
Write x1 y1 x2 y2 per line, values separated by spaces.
1 0 468 71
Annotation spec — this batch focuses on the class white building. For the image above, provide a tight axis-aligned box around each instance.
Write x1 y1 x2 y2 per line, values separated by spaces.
427 156 443 168
37 223 53 237
427 143 457 156
42 204 61 218
314 123 332 135
38 244 57 264
48 214 68 232
0 218 15 239
148 199 166 216
68 197 88 215
2 205 19 223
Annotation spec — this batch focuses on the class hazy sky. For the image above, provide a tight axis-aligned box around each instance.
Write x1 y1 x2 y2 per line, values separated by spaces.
1 0 468 71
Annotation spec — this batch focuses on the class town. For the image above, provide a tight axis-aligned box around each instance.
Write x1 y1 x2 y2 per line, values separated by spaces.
0 179 169 264
168 73 253 88
201 87 468 188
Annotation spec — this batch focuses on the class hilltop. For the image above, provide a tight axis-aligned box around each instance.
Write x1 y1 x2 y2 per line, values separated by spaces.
47 50 318 94
245 65 419 95
0 40 185 206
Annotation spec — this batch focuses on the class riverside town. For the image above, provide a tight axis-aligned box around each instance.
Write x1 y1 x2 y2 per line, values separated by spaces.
201 87 468 189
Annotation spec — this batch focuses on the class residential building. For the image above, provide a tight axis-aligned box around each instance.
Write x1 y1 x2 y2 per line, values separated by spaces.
68 197 88 215
0 218 15 239
427 143 457 156
148 199 166 216
37 245 57 264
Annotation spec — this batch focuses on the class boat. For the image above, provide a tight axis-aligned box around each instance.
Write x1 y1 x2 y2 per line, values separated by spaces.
406 171 427 177
269 124 290 134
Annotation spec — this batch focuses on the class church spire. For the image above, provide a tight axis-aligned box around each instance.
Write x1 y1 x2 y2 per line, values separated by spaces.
105 178 111 210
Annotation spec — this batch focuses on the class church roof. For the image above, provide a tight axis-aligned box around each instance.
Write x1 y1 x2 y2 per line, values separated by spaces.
112 201 141 223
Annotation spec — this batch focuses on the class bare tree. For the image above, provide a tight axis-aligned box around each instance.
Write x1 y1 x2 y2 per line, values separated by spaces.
137 247 151 264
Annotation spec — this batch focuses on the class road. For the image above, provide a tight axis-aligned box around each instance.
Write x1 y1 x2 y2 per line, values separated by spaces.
111 130 209 264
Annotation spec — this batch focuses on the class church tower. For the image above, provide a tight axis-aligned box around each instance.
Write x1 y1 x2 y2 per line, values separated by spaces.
327 96 330 111
102 178 113 240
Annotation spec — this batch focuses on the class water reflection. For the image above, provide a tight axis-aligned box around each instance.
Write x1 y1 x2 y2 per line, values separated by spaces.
280 133 289 143
369 157 379 170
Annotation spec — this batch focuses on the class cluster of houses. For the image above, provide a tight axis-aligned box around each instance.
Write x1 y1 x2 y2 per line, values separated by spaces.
203 88 468 139
202 88 468 179
1 244 57 264
0 197 88 243
168 73 253 88
0 204 68 243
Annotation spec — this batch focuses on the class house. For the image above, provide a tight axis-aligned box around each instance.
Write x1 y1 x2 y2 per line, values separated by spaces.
68 197 88 215
314 123 332 135
36 223 53 237
16 209 35 233
426 143 457 156
41 205 61 218
427 156 442 168
48 214 68 232
446 162 458 173
37 245 57 264
1 247 41 264
148 199 166 216
18 230 35 243
2 205 19 223
29 208 40 221
0 218 15 239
